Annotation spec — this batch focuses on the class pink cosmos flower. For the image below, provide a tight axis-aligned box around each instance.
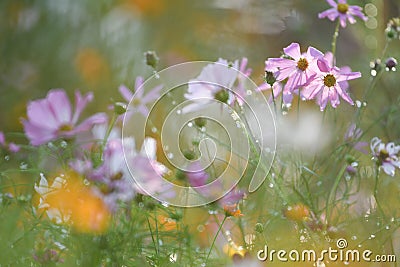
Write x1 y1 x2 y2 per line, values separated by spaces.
119 76 163 117
0 131 20 152
265 43 324 98
22 89 107 146
302 57 361 111
319 0 367 28
370 137 400 176
183 58 242 113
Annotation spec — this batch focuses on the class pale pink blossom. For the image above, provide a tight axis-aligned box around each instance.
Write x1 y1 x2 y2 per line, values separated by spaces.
370 137 400 176
22 89 107 146
302 57 361 111
119 76 163 117
319 0 367 28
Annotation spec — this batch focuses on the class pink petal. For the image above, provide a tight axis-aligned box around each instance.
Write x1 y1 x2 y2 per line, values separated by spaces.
317 58 331 73
119 85 133 102
283 43 301 60
318 8 339 20
141 85 163 103
307 46 324 59
8 143 20 153
22 119 57 146
134 76 145 98
0 132 4 145
73 112 107 134
327 0 338 7
26 99 59 130
72 91 93 124
47 89 73 125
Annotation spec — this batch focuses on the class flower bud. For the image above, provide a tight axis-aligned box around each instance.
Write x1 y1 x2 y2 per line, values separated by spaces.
114 102 127 115
144 51 159 69
385 57 397 71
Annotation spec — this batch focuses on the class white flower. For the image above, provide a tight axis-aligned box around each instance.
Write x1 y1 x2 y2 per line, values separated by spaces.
34 174 70 224
370 137 400 176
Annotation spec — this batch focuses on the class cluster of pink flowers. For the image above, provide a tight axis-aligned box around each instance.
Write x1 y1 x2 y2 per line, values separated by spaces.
20 85 175 213
261 42 361 111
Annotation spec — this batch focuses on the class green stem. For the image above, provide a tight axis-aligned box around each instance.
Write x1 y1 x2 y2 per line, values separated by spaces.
205 215 227 264
325 165 347 222
331 20 340 58
373 167 386 221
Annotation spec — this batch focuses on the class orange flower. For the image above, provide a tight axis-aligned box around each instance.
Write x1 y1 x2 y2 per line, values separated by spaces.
74 48 109 85
157 215 177 231
283 203 311 222
123 0 166 16
223 204 243 218
36 172 110 234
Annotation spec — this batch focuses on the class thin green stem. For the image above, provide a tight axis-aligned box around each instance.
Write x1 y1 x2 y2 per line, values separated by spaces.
331 20 341 58
205 215 227 264
373 167 387 221
325 164 347 222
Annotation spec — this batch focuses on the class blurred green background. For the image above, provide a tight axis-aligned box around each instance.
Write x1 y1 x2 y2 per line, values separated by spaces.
0 0 399 133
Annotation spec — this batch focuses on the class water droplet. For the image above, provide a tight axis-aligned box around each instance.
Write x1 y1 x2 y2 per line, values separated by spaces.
83 179 90 186
138 202 144 208
197 225 205 232
356 100 362 108
369 234 376 239
268 183 274 188
161 202 169 207
4 155 10 161
176 109 182 115
151 127 157 133
282 110 288 116
60 141 68 148
317 181 322 186
299 235 307 242
187 122 193 127
153 71 160 79
19 162 28 170
172 101 176 105
351 235 357 240
385 225 390 230
158 239 163 246
208 210 218 215
169 253 177 263
201 127 206 132
358 244 362 248
371 70 377 76
200 263 206 267
391 217 395 222
167 153 174 159
164 145 169 151
363 102 367 107
246 90 252 96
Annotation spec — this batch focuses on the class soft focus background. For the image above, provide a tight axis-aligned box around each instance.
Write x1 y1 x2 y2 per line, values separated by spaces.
0 0 399 133
1 1 400 266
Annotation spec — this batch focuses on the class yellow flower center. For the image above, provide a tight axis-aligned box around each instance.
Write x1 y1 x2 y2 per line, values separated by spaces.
379 149 390 162
297 58 309 71
337 3 349 14
132 98 141 106
323 74 336 87
59 124 73 132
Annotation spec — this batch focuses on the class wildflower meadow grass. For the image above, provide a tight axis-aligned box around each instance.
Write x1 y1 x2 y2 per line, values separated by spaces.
0 0 399 266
